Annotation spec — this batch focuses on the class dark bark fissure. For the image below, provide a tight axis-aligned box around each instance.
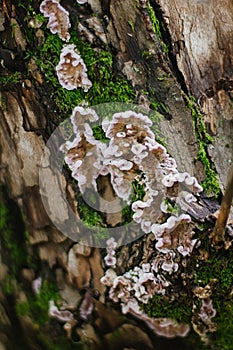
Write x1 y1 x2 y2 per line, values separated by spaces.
148 0 188 95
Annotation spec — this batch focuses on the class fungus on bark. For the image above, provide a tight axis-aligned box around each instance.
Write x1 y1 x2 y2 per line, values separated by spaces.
79 290 94 321
40 0 71 41
60 106 204 339
104 237 117 267
56 44 92 91
152 214 197 257
152 251 179 274
32 276 42 295
60 110 104 193
192 298 217 344
101 261 169 307
61 108 202 225
121 299 190 338
49 300 74 322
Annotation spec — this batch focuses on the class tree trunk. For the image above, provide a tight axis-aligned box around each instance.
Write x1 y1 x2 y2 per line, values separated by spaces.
0 0 232 349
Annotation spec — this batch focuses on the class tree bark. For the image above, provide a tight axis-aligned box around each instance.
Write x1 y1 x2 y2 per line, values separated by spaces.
0 0 232 349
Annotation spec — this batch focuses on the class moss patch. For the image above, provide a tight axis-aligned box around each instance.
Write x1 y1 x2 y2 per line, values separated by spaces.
142 293 193 324
0 192 30 279
78 194 104 228
16 280 60 328
20 8 135 117
186 95 220 197
92 125 109 142
141 228 233 348
0 72 21 86
122 179 146 223
191 244 233 295
146 1 169 53
212 298 233 350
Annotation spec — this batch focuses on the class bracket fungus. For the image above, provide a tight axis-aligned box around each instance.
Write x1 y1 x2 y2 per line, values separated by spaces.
104 237 117 267
77 0 88 3
49 300 74 322
152 214 198 257
120 299 189 338
32 276 42 295
61 106 205 338
61 106 202 247
199 298 216 325
192 298 217 344
56 44 92 91
101 262 169 307
40 0 71 41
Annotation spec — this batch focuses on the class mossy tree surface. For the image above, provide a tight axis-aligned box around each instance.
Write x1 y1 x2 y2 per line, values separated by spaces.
0 0 232 350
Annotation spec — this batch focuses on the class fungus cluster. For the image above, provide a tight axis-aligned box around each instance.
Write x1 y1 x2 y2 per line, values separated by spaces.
192 298 217 343
61 107 202 256
60 106 101 193
40 0 71 41
199 298 216 326
60 106 205 338
56 44 92 91
49 300 74 322
101 262 169 305
152 214 197 257
61 106 202 247
40 0 92 91
104 237 117 267
100 264 189 338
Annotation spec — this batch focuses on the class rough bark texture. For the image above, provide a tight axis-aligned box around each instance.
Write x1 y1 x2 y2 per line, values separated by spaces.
157 0 233 186
0 0 233 349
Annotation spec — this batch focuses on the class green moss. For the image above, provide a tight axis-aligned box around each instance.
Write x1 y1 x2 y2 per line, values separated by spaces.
157 74 171 81
186 95 220 197
212 298 233 350
16 280 60 328
150 100 169 114
77 193 112 243
141 230 233 348
187 237 233 348
2 275 17 295
147 2 162 39
0 72 21 86
142 293 193 324
191 246 233 294
0 197 30 277
78 199 103 228
18 0 34 17
92 125 109 142
146 2 169 53
128 19 135 32
163 198 179 215
15 280 87 349
16 0 135 114
122 179 146 223
39 32 134 113
22 15 135 117
34 13 47 24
